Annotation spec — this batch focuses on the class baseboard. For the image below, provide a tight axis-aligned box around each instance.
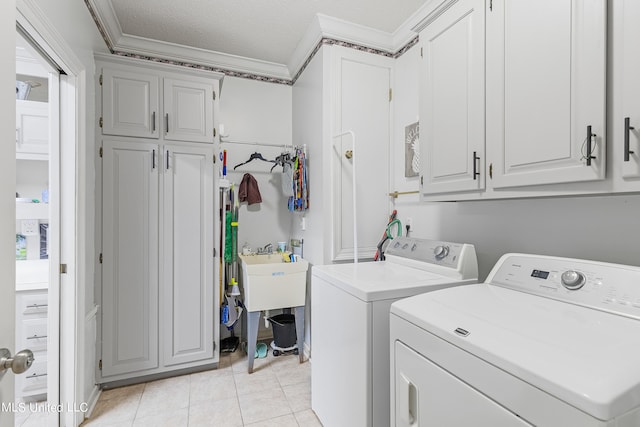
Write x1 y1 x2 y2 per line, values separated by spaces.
84 385 101 420
304 341 311 361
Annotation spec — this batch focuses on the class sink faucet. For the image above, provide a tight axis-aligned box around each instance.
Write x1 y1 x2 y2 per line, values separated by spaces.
257 243 273 254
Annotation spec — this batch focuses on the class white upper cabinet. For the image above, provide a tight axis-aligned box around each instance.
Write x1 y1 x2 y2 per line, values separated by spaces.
487 0 606 188
163 78 214 143
619 0 640 179
100 59 217 143
419 0 485 195
16 100 48 158
102 67 160 139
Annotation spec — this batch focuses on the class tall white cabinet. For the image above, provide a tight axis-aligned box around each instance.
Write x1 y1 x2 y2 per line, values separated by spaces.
96 54 222 383
331 47 393 261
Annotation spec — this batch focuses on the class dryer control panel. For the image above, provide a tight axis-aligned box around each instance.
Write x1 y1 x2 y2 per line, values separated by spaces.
488 254 640 320
384 237 478 280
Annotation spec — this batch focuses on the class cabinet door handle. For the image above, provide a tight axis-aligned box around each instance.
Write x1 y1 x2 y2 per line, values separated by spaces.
624 117 635 162
26 373 47 379
152 112 156 132
152 149 156 169
26 304 47 309
26 334 47 340
586 125 596 166
165 113 169 133
473 151 480 180
166 150 170 170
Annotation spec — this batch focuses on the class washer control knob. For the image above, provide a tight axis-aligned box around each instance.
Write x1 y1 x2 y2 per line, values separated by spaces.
434 245 449 260
561 270 586 290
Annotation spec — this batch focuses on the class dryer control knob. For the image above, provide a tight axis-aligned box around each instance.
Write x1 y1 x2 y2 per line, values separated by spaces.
561 270 586 290
434 245 449 260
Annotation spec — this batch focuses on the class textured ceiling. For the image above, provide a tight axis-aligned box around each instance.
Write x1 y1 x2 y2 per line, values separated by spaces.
110 0 427 64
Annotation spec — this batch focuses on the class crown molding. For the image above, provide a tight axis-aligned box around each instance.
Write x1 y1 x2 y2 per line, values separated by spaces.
86 0 291 80
287 15 324 82
85 0 120 51
86 1 426 84
411 0 460 33
317 13 395 52
115 33 292 80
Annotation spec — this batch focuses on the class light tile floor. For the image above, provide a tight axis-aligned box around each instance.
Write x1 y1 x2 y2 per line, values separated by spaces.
80 347 322 427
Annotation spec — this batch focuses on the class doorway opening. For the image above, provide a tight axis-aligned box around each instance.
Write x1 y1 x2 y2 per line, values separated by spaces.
14 28 60 427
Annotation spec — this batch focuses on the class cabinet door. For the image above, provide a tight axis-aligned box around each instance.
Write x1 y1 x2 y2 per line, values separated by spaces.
332 47 393 261
16 100 48 158
102 67 160 138
620 0 640 178
102 139 159 377
419 0 485 195
487 0 606 188
162 144 214 365
163 78 214 143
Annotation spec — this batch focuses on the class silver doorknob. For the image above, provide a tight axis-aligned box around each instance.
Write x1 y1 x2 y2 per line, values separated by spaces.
0 348 34 374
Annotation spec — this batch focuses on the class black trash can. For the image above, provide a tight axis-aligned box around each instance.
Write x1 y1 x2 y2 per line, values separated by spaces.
268 314 297 349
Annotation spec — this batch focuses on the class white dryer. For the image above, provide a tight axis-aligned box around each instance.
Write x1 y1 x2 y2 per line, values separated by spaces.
311 237 478 427
391 253 640 427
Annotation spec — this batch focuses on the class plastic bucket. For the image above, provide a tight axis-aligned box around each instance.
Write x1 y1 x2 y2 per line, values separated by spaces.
268 314 296 348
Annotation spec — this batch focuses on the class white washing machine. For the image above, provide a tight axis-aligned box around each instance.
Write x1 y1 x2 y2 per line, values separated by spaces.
311 237 478 427
391 253 640 427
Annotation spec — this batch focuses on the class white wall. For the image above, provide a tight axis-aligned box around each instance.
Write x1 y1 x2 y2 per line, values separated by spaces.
292 47 328 267
219 76 294 252
292 47 327 348
392 44 640 281
16 159 48 200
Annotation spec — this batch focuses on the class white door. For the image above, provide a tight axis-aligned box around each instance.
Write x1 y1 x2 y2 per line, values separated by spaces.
15 100 48 158
419 0 485 195
102 67 160 139
394 342 532 427
332 47 392 261
162 144 214 365
163 78 213 143
101 139 159 377
487 0 606 188
620 0 640 178
1 6 17 426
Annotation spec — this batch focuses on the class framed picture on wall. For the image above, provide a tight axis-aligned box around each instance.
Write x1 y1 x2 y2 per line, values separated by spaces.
405 121 419 177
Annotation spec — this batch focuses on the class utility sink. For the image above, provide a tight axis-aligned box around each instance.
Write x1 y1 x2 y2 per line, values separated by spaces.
238 254 309 312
